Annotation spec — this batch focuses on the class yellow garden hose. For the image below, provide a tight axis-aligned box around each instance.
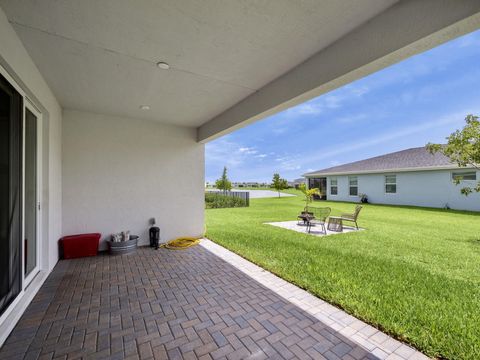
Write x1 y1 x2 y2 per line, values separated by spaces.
159 225 206 250
160 237 201 250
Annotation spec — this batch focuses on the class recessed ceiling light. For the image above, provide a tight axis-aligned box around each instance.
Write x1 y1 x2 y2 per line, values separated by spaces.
139 105 150 110
156 61 170 70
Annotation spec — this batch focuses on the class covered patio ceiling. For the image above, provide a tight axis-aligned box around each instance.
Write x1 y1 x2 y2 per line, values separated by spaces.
1 0 480 141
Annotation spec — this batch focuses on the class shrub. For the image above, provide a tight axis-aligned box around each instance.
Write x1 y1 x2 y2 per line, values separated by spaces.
205 192 247 209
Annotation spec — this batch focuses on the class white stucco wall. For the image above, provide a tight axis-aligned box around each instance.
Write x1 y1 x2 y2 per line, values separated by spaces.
322 170 480 211
62 110 205 249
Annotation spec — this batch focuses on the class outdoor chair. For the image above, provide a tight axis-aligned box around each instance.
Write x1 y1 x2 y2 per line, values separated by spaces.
305 207 331 234
340 205 362 229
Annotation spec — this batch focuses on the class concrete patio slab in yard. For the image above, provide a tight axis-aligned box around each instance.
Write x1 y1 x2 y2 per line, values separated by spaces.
0 240 427 360
265 221 364 237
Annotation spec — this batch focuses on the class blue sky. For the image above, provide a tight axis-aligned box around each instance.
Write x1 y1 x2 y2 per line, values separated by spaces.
205 30 480 183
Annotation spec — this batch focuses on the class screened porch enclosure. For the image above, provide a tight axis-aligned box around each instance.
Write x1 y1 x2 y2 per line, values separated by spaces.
308 177 327 200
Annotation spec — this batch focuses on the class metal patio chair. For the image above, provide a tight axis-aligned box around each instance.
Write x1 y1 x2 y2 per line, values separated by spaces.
305 207 331 234
340 205 362 229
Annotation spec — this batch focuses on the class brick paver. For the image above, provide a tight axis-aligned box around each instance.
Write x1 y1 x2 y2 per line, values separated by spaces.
0 240 428 359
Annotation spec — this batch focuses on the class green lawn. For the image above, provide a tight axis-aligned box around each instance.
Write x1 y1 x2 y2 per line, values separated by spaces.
205 190 480 360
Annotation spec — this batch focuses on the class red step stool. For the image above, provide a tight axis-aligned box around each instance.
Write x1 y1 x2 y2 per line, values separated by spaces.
59 233 101 259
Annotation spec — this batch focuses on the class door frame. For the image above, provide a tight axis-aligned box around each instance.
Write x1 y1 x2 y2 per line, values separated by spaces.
22 99 43 287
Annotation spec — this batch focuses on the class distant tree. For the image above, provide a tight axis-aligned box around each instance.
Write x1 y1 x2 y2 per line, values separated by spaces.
426 114 480 195
298 183 320 208
271 173 288 197
215 166 232 193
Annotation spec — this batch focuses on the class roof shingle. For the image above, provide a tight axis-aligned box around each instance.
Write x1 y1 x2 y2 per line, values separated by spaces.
304 147 456 176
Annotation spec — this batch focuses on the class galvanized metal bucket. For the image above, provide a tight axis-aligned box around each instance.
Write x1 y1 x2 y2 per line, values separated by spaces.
107 235 139 255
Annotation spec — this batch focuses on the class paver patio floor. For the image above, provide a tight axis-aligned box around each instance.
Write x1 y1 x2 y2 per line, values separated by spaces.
0 240 426 360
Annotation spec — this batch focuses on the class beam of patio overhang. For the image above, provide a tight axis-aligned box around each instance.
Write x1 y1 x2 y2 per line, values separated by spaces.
197 0 480 143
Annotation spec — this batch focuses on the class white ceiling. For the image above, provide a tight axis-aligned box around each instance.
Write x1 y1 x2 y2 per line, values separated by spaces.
0 0 398 127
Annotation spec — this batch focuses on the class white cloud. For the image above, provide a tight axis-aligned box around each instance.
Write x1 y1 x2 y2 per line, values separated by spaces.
271 154 302 172
206 138 245 168
350 85 370 97
238 147 257 155
298 111 467 167
282 164 301 171
324 95 342 109
285 84 372 118
290 103 323 115
334 113 368 124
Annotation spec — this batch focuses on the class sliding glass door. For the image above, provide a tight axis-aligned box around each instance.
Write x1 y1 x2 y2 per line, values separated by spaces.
0 71 42 317
0 74 23 317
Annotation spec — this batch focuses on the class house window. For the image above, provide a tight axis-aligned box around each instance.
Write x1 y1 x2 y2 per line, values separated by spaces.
348 176 358 196
452 171 476 181
385 175 397 194
330 178 338 195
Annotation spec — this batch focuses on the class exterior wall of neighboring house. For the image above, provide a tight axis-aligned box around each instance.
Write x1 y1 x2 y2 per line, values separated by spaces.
320 169 480 211
0 7 63 345
62 110 205 250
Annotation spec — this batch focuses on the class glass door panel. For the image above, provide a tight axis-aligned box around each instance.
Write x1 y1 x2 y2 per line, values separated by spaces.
0 74 22 317
24 108 37 278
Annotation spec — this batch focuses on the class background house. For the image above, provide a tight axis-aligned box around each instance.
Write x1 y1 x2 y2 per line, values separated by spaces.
304 147 480 211
288 178 306 189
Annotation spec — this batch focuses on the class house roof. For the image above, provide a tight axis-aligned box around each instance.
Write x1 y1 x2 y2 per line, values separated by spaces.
304 147 459 176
